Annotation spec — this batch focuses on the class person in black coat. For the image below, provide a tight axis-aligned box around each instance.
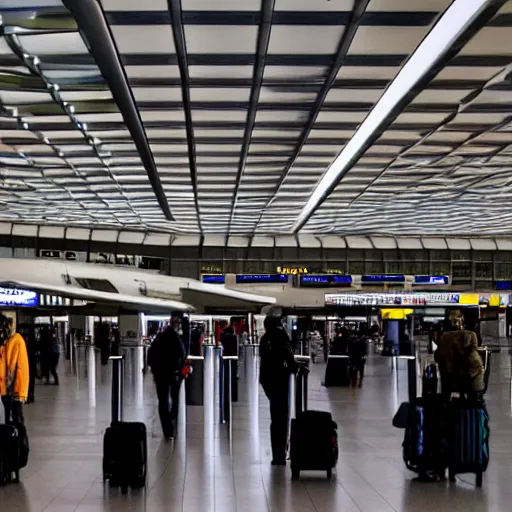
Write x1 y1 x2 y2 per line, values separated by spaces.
259 316 297 465
220 320 238 357
39 325 60 385
147 312 186 440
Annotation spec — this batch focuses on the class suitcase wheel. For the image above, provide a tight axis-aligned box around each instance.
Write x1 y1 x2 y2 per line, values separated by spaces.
476 472 483 488
13 471 19 484
326 468 332 480
291 468 300 480
449 468 456 483
121 485 128 495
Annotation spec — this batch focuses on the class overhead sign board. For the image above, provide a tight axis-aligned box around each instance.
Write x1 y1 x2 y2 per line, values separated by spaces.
201 274 225 284
414 275 449 285
0 287 39 307
299 275 352 287
236 274 288 284
361 274 405 284
276 266 308 275
325 292 461 307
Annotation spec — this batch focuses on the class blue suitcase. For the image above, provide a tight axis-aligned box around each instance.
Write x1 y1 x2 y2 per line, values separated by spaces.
449 400 489 487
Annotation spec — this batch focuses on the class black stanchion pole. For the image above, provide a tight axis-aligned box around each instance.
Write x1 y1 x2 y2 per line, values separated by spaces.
111 356 123 423
407 357 417 403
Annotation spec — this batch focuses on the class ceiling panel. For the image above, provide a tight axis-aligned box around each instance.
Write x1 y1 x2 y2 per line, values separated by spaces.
0 0 507 238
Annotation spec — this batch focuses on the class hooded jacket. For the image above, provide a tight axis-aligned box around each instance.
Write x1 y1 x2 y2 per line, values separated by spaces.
0 333 29 402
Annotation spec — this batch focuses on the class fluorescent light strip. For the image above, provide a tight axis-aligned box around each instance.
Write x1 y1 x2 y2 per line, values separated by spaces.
291 0 492 232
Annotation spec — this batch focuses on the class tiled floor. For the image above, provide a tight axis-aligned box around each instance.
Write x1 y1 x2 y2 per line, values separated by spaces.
1 342 512 511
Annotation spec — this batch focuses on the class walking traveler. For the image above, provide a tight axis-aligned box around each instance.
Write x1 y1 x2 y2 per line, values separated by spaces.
147 312 186 440
259 316 297 465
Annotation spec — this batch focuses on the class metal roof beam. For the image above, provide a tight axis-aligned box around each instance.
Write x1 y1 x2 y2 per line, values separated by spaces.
62 0 174 221
167 0 203 234
250 0 371 235
227 0 275 235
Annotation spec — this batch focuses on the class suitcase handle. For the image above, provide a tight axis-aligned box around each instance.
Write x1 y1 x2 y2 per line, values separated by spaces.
110 356 124 423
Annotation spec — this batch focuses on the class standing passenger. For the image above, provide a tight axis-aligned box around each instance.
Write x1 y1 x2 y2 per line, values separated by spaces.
39 326 60 385
0 315 29 424
259 316 297 465
147 312 186 440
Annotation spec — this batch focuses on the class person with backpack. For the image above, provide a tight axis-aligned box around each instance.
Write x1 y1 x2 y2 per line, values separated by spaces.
259 316 297 465
147 312 186 440
0 315 29 424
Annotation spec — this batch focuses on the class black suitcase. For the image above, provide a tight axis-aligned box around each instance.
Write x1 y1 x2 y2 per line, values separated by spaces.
290 411 338 480
0 424 20 485
10 421 29 470
323 356 350 387
103 422 147 491
290 364 338 480
102 356 147 493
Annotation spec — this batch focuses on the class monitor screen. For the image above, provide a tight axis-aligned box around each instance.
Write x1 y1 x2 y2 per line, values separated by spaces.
299 275 352 287
414 275 449 285
201 274 225 284
235 274 288 284
361 274 405 284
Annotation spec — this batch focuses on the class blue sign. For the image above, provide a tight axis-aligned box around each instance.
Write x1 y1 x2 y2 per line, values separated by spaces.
201 274 225 284
0 287 38 307
361 275 405 284
414 275 449 285
236 274 288 284
496 281 512 290
300 275 352 287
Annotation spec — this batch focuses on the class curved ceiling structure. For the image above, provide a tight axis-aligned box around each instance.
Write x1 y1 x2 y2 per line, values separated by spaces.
0 0 511 236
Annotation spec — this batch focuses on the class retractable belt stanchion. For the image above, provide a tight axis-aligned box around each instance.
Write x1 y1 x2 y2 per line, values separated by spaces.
406 356 417 403
185 355 204 406
295 363 309 414
110 355 124 423
222 356 238 424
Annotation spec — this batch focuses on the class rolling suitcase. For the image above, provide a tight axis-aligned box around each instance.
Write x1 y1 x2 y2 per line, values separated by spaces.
102 356 147 494
290 364 338 480
323 356 350 387
449 399 489 487
0 419 29 486
0 424 20 485
402 396 448 475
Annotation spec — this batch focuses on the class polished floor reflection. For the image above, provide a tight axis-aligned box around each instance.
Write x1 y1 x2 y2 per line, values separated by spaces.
1 342 512 511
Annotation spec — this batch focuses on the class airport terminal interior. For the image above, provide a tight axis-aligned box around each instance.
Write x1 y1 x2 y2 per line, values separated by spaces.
2 0 512 511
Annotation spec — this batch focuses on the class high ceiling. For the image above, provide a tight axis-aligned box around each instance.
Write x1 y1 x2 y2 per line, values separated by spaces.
0 0 512 236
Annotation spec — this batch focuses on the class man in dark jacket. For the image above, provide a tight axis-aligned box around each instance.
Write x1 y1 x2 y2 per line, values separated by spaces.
259 316 297 465
220 319 238 357
147 312 186 440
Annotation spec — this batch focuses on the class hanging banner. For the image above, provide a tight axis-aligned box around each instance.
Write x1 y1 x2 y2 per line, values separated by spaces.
325 292 461 307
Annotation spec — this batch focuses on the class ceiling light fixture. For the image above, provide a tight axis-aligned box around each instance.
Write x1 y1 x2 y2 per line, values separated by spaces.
291 0 500 232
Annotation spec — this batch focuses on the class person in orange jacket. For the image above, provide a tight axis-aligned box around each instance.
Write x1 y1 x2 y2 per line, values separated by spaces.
0 314 29 424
